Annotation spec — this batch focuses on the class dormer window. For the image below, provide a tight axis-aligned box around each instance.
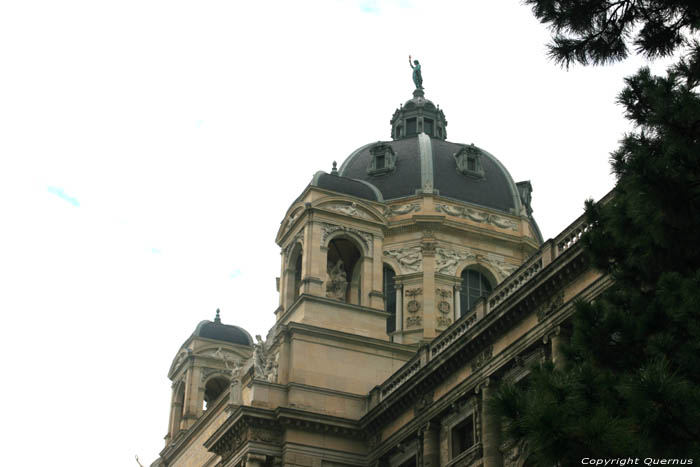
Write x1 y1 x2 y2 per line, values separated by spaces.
454 144 485 178
367 143 397 176
406 118 417 136
424 118 434 136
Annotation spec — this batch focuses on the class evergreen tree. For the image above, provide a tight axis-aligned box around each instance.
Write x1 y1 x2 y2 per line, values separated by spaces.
491 1 700 464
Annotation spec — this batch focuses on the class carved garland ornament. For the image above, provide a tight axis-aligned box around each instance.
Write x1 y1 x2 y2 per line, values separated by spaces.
383 202 420 217
321 222 373 256
435 203 518 231
405 287 422 314
406 316 423 328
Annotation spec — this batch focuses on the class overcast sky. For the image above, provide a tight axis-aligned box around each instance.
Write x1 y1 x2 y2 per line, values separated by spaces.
0 0 671 465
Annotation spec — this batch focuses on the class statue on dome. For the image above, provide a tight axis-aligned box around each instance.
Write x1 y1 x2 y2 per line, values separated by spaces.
409 55 423 90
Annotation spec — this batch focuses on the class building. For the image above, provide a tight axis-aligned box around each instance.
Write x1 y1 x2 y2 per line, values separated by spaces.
151 85 609 467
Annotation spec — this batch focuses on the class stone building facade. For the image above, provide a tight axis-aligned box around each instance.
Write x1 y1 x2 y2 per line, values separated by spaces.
151 88 610 467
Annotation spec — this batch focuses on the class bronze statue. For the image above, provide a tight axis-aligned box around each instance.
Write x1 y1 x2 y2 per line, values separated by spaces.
409 55 423 90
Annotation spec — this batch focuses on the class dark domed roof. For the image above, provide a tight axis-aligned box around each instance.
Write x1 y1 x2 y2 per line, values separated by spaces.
192 310 253 346
333 135 523 214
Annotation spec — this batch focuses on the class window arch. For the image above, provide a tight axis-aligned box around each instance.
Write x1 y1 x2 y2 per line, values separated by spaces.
326 237 363 304
203 376 229 410
293 252 302 302
383 264 396 333
460 269 492 317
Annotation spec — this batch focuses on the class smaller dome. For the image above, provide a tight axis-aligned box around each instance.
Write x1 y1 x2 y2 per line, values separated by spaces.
192 309 253 346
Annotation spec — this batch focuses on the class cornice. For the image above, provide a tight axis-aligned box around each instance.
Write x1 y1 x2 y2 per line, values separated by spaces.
283 321 417 357
362 274 611 462
360 243 593 430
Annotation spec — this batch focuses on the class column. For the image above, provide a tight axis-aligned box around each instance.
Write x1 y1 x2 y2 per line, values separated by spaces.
422 243 436 340
302 221 324 296
395 283 403 334
546 326 566 370
454 284 462 320
244 453 267 467
421 422 440 467
479 380 503 467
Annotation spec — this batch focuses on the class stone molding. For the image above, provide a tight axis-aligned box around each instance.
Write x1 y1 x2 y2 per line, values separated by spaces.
320 222 374 256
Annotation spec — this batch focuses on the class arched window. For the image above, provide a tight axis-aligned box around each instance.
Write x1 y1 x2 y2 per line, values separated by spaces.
203 377 229 410
460 269 492 317
383 264 396 333
326 237 362 304
293 252 302 302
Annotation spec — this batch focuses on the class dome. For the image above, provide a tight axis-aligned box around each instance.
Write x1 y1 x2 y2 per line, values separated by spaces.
307 89 541 240
192 310 253 346
335 136 523 214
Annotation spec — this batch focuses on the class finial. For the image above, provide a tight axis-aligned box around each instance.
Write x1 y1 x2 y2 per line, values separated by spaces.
214 308 221 323
331 161 338 176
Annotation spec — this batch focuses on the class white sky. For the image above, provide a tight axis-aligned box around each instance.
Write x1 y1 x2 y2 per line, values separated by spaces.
0 1 670 465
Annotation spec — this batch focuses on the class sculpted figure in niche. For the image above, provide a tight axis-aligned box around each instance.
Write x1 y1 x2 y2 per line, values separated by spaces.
326 259 348 301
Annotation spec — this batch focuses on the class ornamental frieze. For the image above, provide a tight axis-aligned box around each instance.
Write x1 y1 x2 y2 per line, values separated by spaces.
384 246 422 273
321 222 373 256
435 203 518 231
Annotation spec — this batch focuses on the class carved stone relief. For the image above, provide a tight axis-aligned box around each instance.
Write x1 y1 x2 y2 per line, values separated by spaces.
471 345 494 371
325 202 371 219
326 259 348 301
383 203 420 217
414 390 434 415
436 247 475 275
384 246 422 273
435 203 519 231
251 335 279 383
436 288 452 327
406 316 423 328
536 291 565 322
436 315 452 328
405 287 423 314
321 222 373 256
477 253 518 279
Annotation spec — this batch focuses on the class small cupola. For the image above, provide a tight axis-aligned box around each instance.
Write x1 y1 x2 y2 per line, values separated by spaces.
390 89 448 140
